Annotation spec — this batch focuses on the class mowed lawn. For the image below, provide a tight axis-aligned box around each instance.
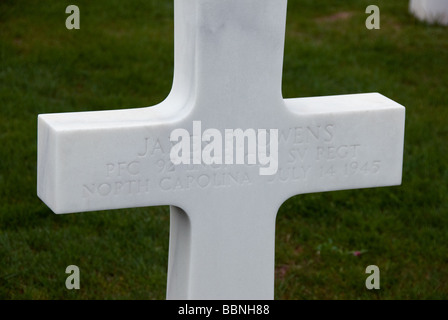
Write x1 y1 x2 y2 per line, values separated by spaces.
1 0 447 299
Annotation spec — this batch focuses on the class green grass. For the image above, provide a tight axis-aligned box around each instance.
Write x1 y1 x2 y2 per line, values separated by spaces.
1 0 447 299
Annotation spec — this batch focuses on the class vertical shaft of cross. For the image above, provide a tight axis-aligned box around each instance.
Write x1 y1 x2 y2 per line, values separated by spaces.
165 1 288 299
167 195 280 300
171 0 288 120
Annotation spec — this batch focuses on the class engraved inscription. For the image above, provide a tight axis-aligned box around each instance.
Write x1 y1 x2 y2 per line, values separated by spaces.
316 144 360 161
83 179 151 197
279 125 334 144
81 123 385 198
106 161 141 177
158 171 252 191
138 137 169 158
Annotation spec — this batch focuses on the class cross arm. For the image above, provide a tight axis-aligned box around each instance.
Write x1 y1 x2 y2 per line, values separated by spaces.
37 102 187 214
275 92 405 203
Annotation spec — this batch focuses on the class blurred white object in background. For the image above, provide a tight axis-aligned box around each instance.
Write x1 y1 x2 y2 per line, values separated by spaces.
410 0 448 25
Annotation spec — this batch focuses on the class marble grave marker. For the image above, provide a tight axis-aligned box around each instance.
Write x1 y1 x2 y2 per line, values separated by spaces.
38 0 405 299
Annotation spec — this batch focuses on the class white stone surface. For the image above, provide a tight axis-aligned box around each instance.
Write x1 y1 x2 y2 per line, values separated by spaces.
37 0 405 300
410 0 448 25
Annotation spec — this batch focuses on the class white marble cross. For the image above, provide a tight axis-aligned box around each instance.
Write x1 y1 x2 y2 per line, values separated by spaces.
37 0 405 300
